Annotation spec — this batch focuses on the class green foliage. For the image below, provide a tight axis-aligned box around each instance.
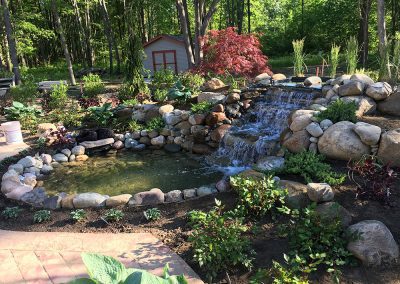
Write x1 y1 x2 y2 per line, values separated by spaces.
189 199 254 281
145 117 165 131
143 208 161 221
393 33 400 83
82 74 105 98
153 89 168 102
36 136 47 148
1 207 23 219
126 120 143 132
283 151 345 186
122 98 139 107
49 105 84 128
229 176 288 218
33 210 51 223
345 36 358 74
315 99 357 123
4 101 42 133
103 209 124 222
379 43 391 81
190 102 213 114
178 72 205 95
250 262 309 284
152 69 177 90
118 82 149 103
329 44 341 78
68 253 188 284
9 77 39 103
292 39 306 77
49 83 68 110
167 81 191 101
88 103 114 127
70 209 87 222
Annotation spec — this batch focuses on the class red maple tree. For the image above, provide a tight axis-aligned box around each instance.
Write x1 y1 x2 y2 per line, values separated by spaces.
197 27 272 78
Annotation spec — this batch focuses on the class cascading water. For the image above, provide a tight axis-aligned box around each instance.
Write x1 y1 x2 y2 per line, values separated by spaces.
210 87 318 172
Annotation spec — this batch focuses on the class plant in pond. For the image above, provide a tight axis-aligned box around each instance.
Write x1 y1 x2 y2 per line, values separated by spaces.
33 210 51 223
178 72 205 95
292 39 306 77
145 117 165 131
70 209 87 222
88 103 114 126
153 89 168 102
190 101 213 114
329 44 341 78
167 80 191 101
348 155 398 203
283 151 346 186
1 207 23 219
103 209 124 222
189 199 254 282
345 36 358 74
229 176 288 218
315 99 357 123
68 253 188 284
143 208 161 221
280 204 354 283
82 74 105 97
49 83 68 110
250 261 309 284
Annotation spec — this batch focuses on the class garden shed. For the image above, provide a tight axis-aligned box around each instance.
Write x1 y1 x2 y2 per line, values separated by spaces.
143 35 189 76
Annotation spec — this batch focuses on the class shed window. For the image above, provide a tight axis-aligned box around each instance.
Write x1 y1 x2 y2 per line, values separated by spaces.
152 50 178 74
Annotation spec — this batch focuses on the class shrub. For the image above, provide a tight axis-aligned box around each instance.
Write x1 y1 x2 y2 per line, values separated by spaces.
283 151 346 186
152 69 176 90
145 117 165 131
178 72 205 95
315 99 357 123
8 77 38 104
229 176 288 218
49 106 84 128
49 83 68 109
189 199 254 281
143 208 161 221
348 155 398 203
69 253 187 284
198 27 271 78
87 103 114 127
36 136 47 148
82 74 105 97
190 102 213 114
1 207 23 219
122 98 138 107
127 120 143 132
70 209 86 222
153 89 168 102
292 38 306 77
250 261 309 284
5 101 42 134
118 82 150 103
167 81 191 101
103 209 124 222
33 210 51 223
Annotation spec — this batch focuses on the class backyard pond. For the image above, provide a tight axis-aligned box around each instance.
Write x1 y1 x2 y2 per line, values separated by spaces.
44 150 223 196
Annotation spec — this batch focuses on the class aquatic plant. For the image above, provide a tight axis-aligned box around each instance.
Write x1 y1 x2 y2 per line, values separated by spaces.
345 36 358 74
329 44 340 78
292 38 306 77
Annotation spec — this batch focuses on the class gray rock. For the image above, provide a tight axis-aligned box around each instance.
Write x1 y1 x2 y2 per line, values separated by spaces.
106 194 132 207
69 154 76 162
73 192 108 208
71 145 85 156
24 166 40 176
132 131 141 139
331 75 351 86
338 81 364 96
279 180 310 209
41 154 52 165
216 179 231 192
309 137 318 143
40 164 54 174
306 122 323 137
43 193 67 209
79 138 115 149
366 82 393 101
354 122 382 146
163 113 182 126
183 188 197 199
17 156 36 168
320 119 333 130
350 74 374 85
150 135 165 146
61 149 71 157
8 164 24 174
290 114 312 132
128 188 164 206
347 220 399 266
114 134 125 141
165 190 183 202
113 140 124 150
304 76 322 86
197 92 226 104
52 153 68 163
377 129 400 166
377 91 400 116
140 130 148 137
255 156 285 171
282 130 311 153
307 183 334 202
196 185 217 197
124 138 139 149
148 130 159 139
341 96 376 117
316 202 352 227
309 142 318 153
20 187 48 207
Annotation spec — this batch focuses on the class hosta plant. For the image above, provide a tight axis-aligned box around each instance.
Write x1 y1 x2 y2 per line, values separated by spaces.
33 210 51 223
4 101 42 120
1 207 23 219
144 208 161 221
88 103 114 126
103 209 124 222
70 209 87 222
68 253 188 284
167 81 191 101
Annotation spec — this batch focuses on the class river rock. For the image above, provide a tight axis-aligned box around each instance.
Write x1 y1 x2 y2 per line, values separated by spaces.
75 155 89 162
290 114 313 131
40 154 52 165
43 193 67 210
73 192 107 208
272 73 286 81
5 184 34 200
148 130 159 139
183 188 197 199
210 124 231 142
198 92 226 104
320 119 333 130
114 134 125 141
163 112 182 126
165 190 183 202
350 74 374 85
196 185 217 197
1 179 20 194
226 92 240 104
72 145 85 156
106 194 132 207
255 156 285 171
205 112 227 126
366 82 392 101
52 153 68 163
68 154 76 162
20 187 47 207
189 114 206 125
8 164 24 174
61 149 71 157
305 122 323 137
279 180 310 209
255 73 271 82
201 78 228 92
282 130 311 153
316 202 352 227
377 129 400 166
129 188 164 206
347 220 399 266
354 122 381 146
338 81 364 96
79 138 115 148
307 183 334 202
113 140 124 150
150 135 165 146
17 156 36 168
377 91 400 116
304 76 322 86
41 164 54 174
22 173 37 187
341 96 376 117
318 121 370 160
133 144 146 151
216 179 231 192
159 104 174 115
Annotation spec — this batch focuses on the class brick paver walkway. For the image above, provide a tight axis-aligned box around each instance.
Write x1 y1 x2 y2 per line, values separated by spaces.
0 230 203 284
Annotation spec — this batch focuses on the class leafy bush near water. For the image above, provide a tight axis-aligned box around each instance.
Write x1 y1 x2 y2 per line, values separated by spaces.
315 99 357 123
49 83 68 109
145 117 165 131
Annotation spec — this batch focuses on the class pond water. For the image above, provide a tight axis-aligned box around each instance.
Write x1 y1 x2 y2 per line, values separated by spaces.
44 150 223 196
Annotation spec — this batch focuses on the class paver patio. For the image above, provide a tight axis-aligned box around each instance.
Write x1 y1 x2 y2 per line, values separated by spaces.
0 229 203 284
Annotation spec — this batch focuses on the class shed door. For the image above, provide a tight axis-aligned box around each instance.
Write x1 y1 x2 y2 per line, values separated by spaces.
152 50 178 74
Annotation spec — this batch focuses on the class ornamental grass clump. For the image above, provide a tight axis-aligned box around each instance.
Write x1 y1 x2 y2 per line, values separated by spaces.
345 36 358 74
292 38 306 77
329 44 340 78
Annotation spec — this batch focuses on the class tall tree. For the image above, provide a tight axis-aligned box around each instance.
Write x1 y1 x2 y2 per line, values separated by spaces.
1 0 21 84
358 0 372 67
71 0 93 67
377 0 387 57
51 0 76 85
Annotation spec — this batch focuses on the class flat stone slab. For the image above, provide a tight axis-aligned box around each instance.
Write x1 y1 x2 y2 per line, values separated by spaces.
79 138 115 149
0 230 203 284
0 136 29 163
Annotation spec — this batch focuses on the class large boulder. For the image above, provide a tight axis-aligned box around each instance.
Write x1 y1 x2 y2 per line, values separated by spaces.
290 114 313 132
5 184 34 200
52 153 68 163
365 82 393 101
279 180 310 209
347 220 399 266
341 96 376 117
201 78 228 92
272 73 286 81
129 188 164 206
377 129 400 166
350 74 374 85
307 183 334 203
282 130 311 153
20 187 48 207
210 124 231 142
73 192 108 208
205 112 227 126
377 91 400 116
71 145 85 156
331 75 351 86
354 122 381 146
318 121 370 161
163 112 182 126
304 76 322 86
17 156 36 168
338 81 364 96
106 194 132 207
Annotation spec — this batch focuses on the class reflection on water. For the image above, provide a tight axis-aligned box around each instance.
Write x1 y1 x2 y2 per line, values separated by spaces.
44 150 223 195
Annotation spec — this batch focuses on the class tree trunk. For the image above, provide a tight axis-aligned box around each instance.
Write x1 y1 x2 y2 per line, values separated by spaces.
71 0 93 67
247 0 250 33
176 0 195 67
358 0 371 68
1 0 21 84
51 0 76 85
2 35 12 72
377 0 387 58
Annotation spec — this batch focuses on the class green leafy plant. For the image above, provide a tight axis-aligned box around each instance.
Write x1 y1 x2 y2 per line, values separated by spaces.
250 261 309 284
103 209 124 222
33 210 51 223
189 199 254 282
392 32 400 83
145 117 165 131
178 72 205 95
4 101 42 120
49 82 68 109
118 83 150 103
36 136 47 148
70 209 87 222
329 44 340 78
153 89 168 102
190 102 213 114
315 99 357 123
68 253 188 284
83 74 105 97
167 81 191 101
152 69 176 90
49 105 84 128
143 208 161 221
1 207 23 219
283 151 345 186
122 98 138 107
229 176 288 218
345 36 358 74
126 120 143 132
88 102 114 126
8 76 39 104
292 39 306 77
